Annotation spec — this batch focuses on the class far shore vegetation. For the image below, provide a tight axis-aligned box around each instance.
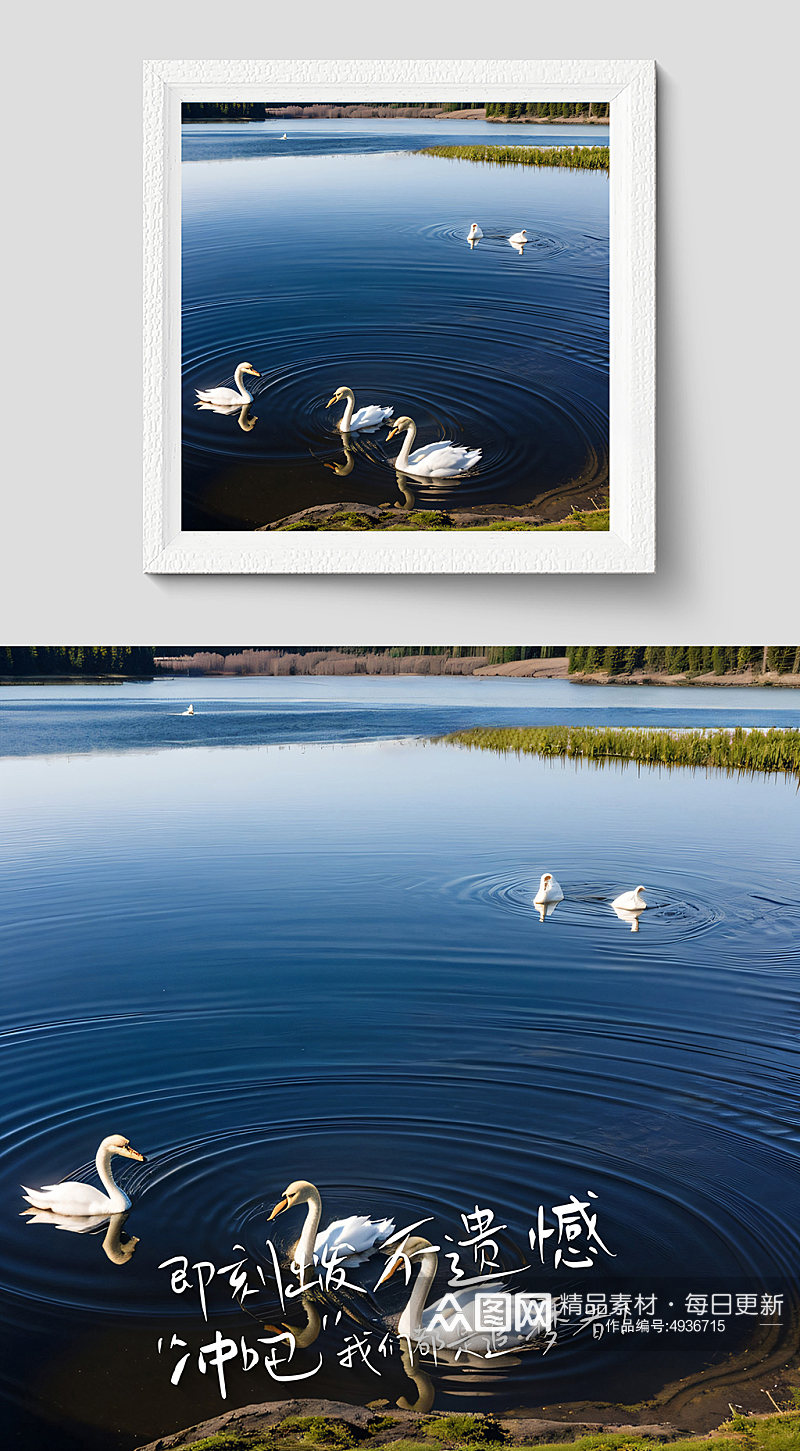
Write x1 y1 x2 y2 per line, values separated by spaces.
138 1407 800 1451
2 646 799 683
440 725 800 781
181 102 610 124
418 145 609 171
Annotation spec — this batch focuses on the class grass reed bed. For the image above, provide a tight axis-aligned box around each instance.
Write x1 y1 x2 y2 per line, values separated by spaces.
417 144 610 171
437 726 800 781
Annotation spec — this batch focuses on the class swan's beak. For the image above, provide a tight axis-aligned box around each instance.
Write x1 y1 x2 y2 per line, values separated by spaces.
268 1196 289 1220
126 1147 147 1162
247 367 261 377
386 426 399 441
375 1253 403 1287
325 396 337 408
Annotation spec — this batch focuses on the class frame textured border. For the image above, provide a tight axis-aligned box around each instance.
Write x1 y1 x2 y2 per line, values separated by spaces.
144 59 655 574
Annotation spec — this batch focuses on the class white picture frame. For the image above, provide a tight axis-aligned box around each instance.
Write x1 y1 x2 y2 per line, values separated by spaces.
143 59 655 574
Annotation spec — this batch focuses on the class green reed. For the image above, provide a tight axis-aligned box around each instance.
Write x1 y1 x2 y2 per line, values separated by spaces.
417 144 610 171
437 726 800 781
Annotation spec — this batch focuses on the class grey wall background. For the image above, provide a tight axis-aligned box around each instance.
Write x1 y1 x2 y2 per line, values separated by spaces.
3 1 797 646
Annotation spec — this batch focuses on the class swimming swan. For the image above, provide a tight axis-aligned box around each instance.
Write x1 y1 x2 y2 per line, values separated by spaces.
467 223 483 243
377 1236 534 1357
386 417 482 479
611 886 647 912
534 873 564 905
269 1179 395 1273
326 387 394 434
195 362 260 409
181 705 195 716
509 230 528 245
22 1135 147 1217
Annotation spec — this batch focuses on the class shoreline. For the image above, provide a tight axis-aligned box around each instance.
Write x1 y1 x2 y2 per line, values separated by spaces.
2 661 799 688
135 1333 800 1450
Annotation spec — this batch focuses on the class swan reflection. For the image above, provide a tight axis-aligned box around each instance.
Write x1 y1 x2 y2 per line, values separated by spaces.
393 480 417 511
22 1208 139 1264
397 1343 435 1411
195 398 258 432
325 438 355 477
536 899 560 923
613 904 644 933
265 1293 322 1349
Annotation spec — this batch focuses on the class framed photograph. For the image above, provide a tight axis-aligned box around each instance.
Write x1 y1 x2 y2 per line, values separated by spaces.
143 60 655 573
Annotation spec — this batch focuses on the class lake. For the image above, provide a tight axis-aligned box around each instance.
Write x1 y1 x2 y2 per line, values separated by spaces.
1 680 798 1449
181 121 609 528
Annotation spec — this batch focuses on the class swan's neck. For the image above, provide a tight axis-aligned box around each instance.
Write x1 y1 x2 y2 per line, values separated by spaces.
339 389 355 430
295 1187 322 1270
395 421 416 470
95 1147 129 1211
233 364 253 402
398 1248 438 1341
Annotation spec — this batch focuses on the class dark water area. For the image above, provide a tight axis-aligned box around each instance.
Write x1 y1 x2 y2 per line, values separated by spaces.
181 121 609 528
1 683 799 1448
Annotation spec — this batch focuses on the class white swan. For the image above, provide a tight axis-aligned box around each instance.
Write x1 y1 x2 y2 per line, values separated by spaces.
377 1236 536 1359
326 387 393 434
280 133 288 140
611 886 647 912
386 417 481 479
269 1179 395 1273
509 230 528 245
534 873 563 905
22 1135 146 1217
195 361 260 409
467 223 483 243
181 705 194 716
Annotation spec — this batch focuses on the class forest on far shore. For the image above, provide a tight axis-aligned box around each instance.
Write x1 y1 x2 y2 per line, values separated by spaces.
181 101 610 123
1 645 798 680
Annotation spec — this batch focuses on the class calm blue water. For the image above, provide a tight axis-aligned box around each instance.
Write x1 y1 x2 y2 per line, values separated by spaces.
182 121 609 528
1 682 798 1448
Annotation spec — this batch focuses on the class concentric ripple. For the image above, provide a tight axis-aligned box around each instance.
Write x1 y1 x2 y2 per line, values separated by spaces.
2 728 798 1444
181 137 609 526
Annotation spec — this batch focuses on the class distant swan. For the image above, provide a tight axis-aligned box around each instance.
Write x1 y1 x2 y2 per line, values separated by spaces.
611 886 647 912
509 230 528 245
327 387 393 434
534 872 564 905
467 223 483 243
269 1179 395 1273
181 705 194 716
22 1135 147 1217
280 133 288 140
387 416 481 479
195 361 260 409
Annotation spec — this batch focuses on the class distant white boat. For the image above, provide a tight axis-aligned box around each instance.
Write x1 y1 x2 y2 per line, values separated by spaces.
280 133 288 140
182 705 195 716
